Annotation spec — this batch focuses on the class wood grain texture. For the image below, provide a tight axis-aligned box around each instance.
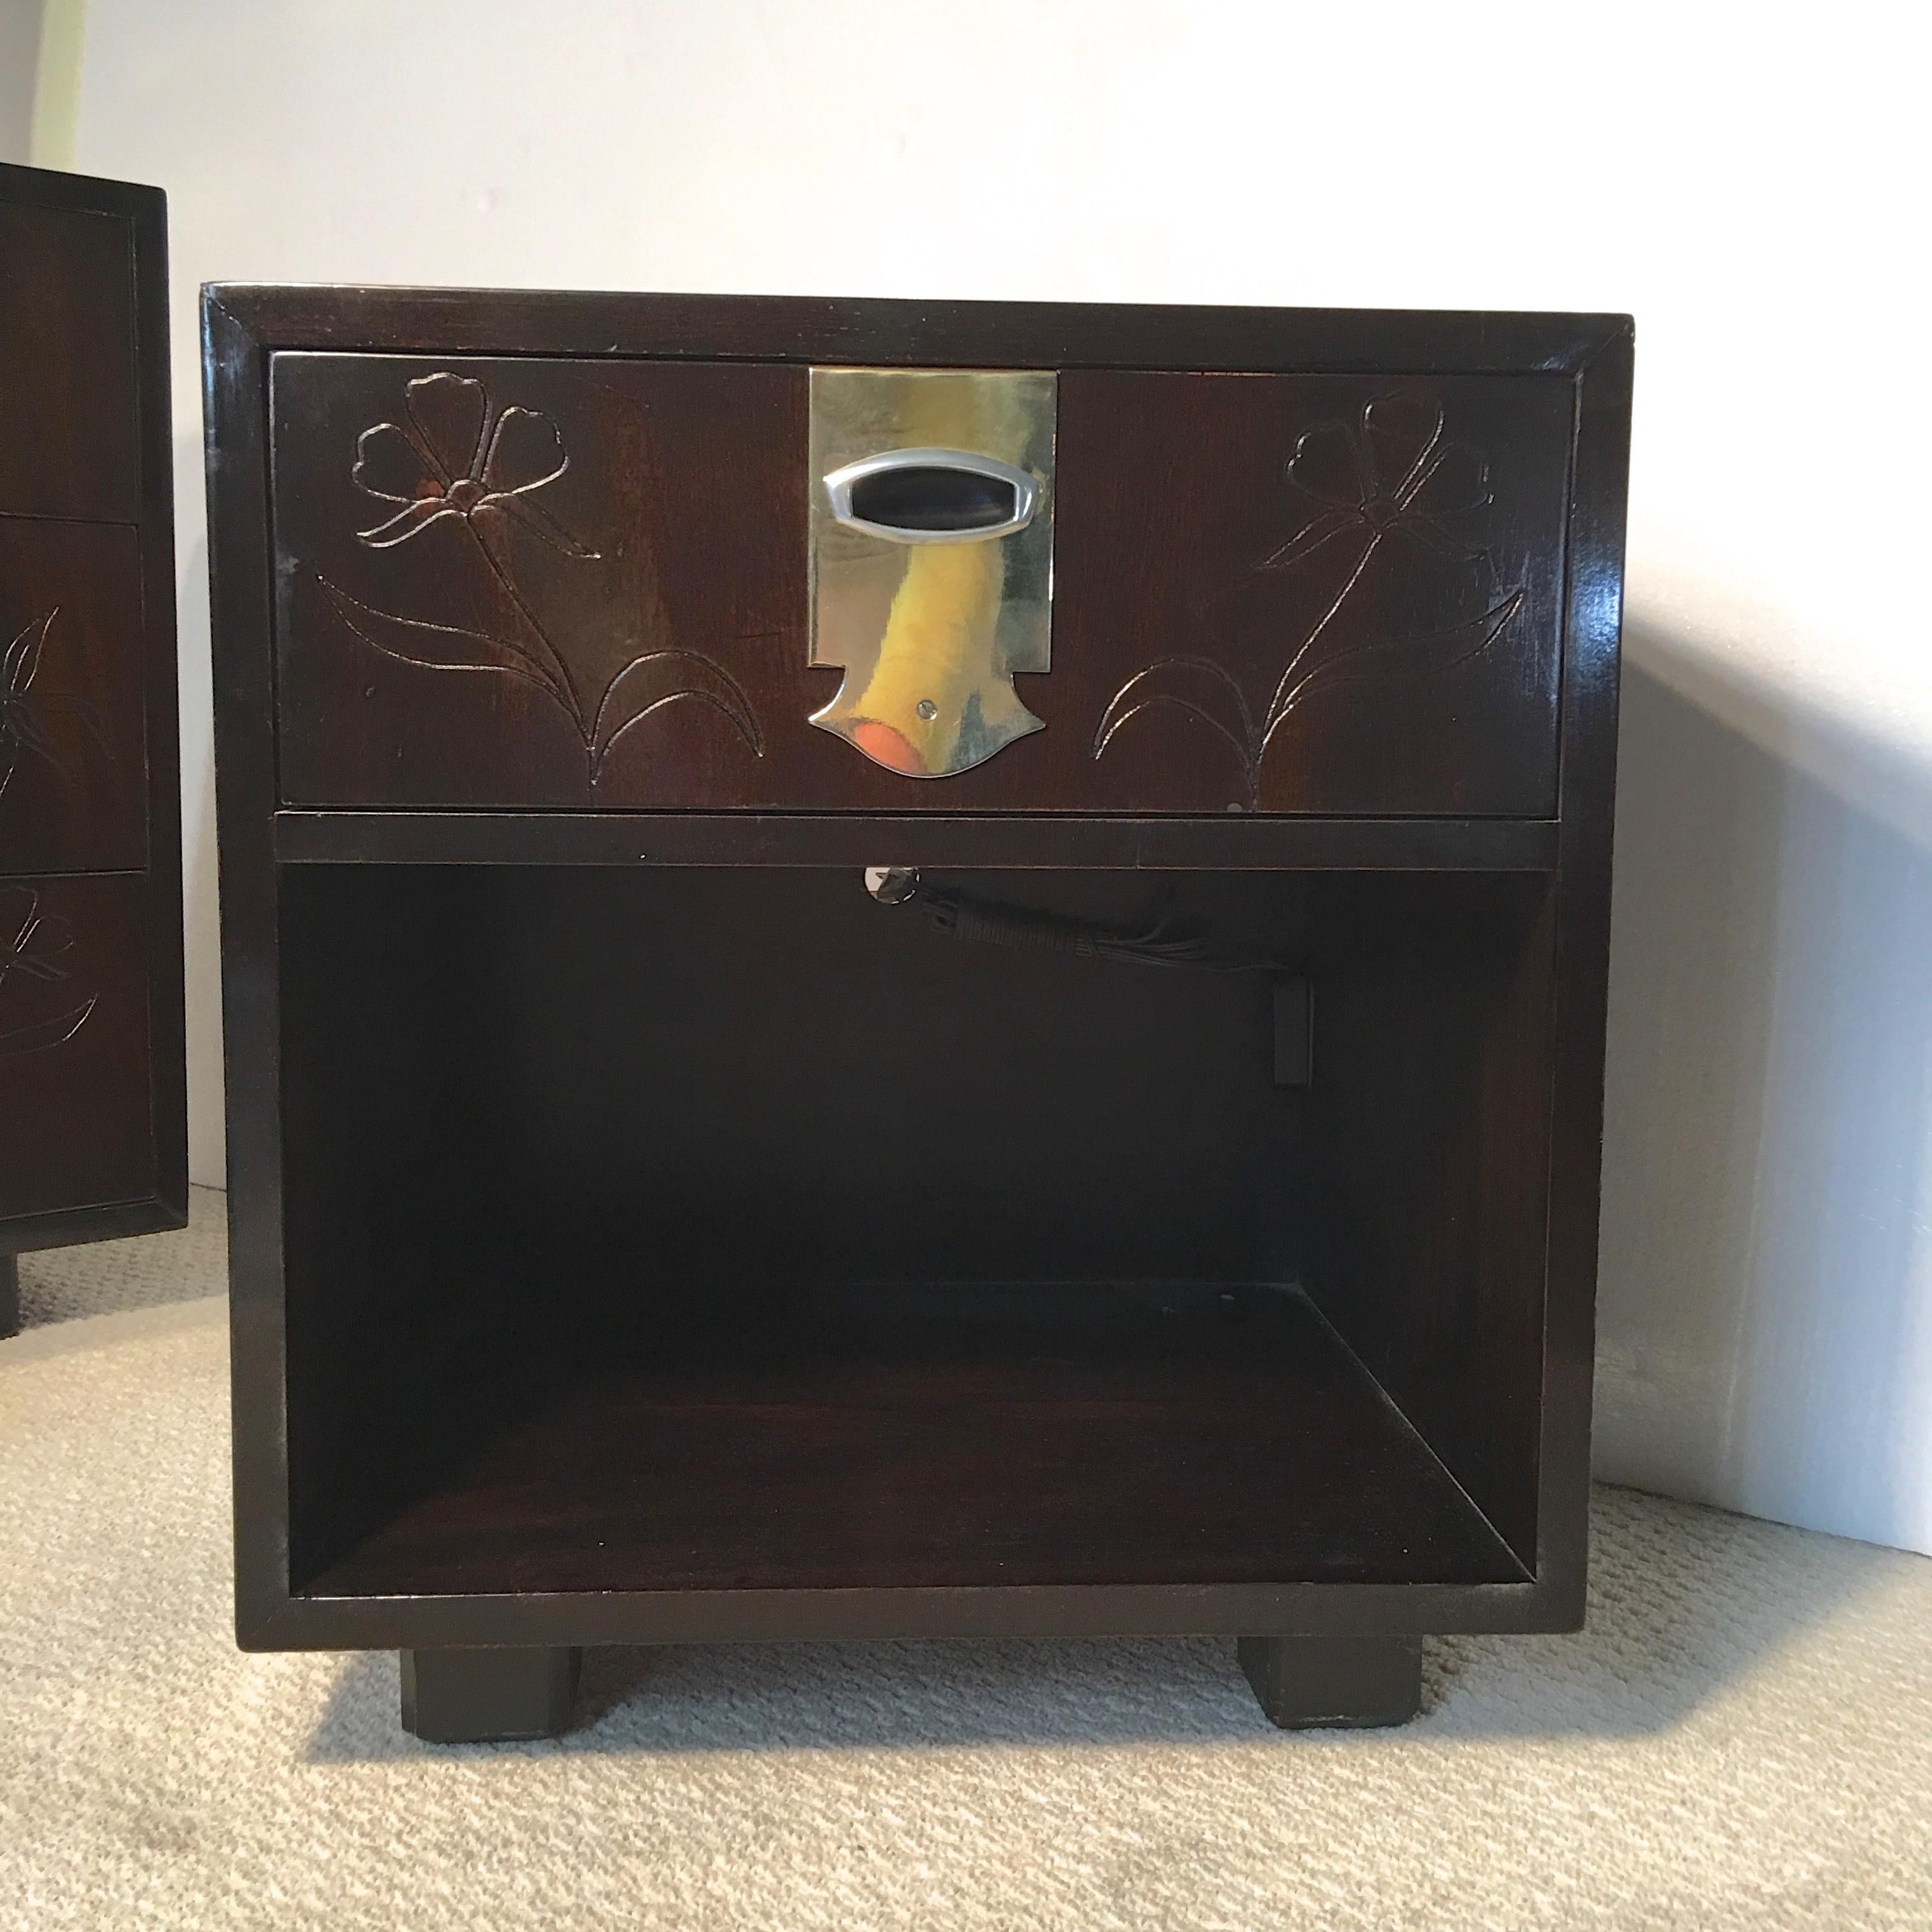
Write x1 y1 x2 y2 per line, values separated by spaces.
272 353 806 808
312 1287 1525 1598
1061 372 1573 816
270 355 1572 816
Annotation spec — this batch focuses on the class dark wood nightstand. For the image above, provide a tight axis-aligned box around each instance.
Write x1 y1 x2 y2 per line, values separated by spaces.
204 289 1629 1740
1 164 188 1335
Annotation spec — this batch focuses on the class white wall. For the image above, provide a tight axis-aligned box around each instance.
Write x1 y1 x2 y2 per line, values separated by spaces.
56 0 1932 1551
0 0 41 162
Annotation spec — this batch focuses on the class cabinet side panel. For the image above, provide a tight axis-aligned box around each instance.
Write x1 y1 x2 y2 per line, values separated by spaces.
206 292 292 1638
1302 873 1556 1564
1535 332 1633 1616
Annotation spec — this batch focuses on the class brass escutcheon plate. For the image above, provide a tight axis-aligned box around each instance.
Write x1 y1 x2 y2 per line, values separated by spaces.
808 367 1056 779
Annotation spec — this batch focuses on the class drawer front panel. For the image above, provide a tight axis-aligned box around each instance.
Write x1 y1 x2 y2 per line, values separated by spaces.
0 517 150 875
1057 372 1574 818
270 354 1570 815
272 353 809 809
0 873 158 1221
0 201 140 523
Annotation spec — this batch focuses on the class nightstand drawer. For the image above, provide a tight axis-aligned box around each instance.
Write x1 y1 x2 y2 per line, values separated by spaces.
1 518 150 875
0 873 158 1221
268 350 1572 815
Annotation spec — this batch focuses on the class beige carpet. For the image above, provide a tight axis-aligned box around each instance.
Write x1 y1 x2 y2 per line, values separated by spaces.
3 1197 1929 1931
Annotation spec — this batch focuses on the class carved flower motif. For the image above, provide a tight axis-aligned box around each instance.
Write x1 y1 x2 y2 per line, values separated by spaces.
1094 390 1524 805
1 608 111 802
0 886 72 993
1262 394 1494 574
322 370 762 790
353 371 597 556
1 611 57 802
0 883 95 1057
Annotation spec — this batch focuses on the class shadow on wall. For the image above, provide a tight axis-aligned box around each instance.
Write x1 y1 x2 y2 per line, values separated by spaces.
176 525 225 1188
1596 622 1932 1554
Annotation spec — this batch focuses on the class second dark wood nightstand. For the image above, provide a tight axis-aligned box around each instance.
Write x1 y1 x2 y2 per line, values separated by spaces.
205 287 1630 1740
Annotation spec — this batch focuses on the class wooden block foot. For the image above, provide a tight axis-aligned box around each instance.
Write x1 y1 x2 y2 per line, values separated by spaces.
1238 1632 1423 1729
399 1646 581 1743
1 1255 18 1339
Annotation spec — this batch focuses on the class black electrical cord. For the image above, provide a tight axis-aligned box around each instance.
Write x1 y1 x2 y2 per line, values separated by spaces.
868 870 1288 974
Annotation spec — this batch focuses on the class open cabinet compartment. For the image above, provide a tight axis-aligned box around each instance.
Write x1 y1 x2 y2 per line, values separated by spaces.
276 862 1554 1604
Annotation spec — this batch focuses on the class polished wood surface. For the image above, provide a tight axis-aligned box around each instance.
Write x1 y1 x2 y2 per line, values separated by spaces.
205 290 1630 1673
272 353 804 808
0 164 185 1265
1058 372 1571 816
268 353 1573 816
1537 323 1632 1607
314 1289 1524 1599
